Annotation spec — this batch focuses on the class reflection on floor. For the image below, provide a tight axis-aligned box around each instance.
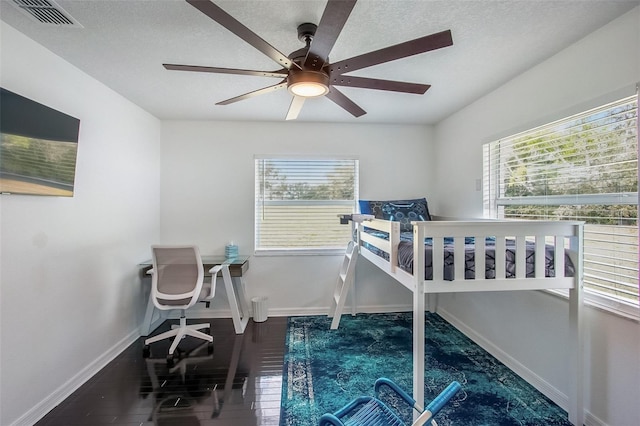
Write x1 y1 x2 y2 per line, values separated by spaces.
36 317 288 426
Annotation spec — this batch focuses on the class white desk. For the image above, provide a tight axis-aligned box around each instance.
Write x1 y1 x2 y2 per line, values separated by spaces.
138 255 251 335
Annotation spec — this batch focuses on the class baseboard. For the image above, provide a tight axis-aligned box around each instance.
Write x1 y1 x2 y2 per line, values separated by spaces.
170 304 414 320
11 328 140 426
354 304 413 314
271 304 412 318
584 411 608 426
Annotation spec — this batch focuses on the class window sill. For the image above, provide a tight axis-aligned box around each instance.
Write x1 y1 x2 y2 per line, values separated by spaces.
545 288 639 322
254 248 346 257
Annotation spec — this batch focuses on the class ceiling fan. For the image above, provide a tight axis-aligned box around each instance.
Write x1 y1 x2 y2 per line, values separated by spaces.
164 0 454 120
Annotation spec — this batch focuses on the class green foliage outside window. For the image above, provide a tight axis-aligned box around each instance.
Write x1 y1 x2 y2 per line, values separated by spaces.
486 95 638 306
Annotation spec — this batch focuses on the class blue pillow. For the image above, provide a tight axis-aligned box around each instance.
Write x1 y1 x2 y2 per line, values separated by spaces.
358 200 374 215
359 198 431 231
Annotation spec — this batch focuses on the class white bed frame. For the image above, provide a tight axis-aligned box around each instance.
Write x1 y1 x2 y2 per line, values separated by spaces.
355 218 584 425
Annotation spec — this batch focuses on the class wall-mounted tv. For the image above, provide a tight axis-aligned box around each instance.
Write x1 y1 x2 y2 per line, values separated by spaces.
0 87 80 196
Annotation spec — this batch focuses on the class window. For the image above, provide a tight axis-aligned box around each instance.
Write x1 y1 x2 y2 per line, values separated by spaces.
483 95 639 316
255 157 358 254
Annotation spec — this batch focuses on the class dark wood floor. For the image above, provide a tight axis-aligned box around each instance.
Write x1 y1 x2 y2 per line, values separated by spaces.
36 317 288 426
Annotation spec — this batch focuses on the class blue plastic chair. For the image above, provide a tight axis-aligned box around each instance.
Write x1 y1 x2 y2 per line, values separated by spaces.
319 378 461 426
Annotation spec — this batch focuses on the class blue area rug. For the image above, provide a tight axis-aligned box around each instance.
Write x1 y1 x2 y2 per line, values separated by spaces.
279 312 572 426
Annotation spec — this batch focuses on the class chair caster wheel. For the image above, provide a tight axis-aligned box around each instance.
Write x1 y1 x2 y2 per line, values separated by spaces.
208 342 214 355
166 355 174 368
142 345 150 358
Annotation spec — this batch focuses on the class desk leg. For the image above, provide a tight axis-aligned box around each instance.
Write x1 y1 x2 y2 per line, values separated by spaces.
226 276 250 334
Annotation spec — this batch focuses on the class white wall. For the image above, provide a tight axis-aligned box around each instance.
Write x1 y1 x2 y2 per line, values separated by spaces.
433 8 640 426
160 121 434 316
0 23 162 425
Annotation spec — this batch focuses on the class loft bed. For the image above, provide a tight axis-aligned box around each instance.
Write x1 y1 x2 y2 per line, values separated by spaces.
335 199 585 425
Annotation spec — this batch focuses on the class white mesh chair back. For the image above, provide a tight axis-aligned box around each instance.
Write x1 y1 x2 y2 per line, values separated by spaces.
151 245 205 310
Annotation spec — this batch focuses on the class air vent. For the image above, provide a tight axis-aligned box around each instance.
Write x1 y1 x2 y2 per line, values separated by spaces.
10 0 83 27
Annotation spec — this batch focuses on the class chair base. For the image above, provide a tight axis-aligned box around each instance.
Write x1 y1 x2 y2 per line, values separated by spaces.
144 314 213 357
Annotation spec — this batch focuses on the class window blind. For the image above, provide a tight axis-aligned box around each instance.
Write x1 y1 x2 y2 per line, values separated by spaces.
484 95 638 306
255 158 358 252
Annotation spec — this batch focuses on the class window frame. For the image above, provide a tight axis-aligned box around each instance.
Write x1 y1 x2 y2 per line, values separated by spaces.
483 94 639 320
254 155 359 256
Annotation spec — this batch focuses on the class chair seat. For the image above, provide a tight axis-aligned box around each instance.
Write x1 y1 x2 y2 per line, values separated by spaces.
343 398 404 426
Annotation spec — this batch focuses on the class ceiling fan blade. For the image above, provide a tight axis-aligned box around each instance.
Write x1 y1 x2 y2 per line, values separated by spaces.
325 87 366 118
331 75 430 94
285 96 306 121
216 81 287 105
303 0 357 71
329 30 453 75
164 64 288 78
186 0 300 70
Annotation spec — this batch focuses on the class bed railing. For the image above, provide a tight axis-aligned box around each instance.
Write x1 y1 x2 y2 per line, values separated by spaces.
356 218 583 293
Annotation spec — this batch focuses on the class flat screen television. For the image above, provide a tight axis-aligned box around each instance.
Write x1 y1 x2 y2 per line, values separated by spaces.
0 87 80 196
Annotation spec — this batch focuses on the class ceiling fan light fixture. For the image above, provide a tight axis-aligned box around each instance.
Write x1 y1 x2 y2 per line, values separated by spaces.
287 70 330 98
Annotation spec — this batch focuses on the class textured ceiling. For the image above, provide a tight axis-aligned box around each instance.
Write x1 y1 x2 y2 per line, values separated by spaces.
1 0 638 124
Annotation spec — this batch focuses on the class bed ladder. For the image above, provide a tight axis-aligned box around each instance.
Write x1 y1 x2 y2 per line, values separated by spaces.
328 240 359 330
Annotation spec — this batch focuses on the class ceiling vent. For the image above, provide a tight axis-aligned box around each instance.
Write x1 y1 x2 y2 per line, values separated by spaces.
10 0 83 27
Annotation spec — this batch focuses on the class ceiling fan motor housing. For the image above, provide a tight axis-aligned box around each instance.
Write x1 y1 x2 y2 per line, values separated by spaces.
287 69 330 97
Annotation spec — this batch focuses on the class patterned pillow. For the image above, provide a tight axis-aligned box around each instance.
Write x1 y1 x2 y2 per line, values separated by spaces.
359 198 431 231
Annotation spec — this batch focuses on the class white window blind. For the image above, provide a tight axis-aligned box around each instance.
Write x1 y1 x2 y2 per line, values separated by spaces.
483 95 638 310
255 158 358 253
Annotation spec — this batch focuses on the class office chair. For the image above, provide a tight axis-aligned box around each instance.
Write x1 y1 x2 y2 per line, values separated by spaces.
143 245 230 365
